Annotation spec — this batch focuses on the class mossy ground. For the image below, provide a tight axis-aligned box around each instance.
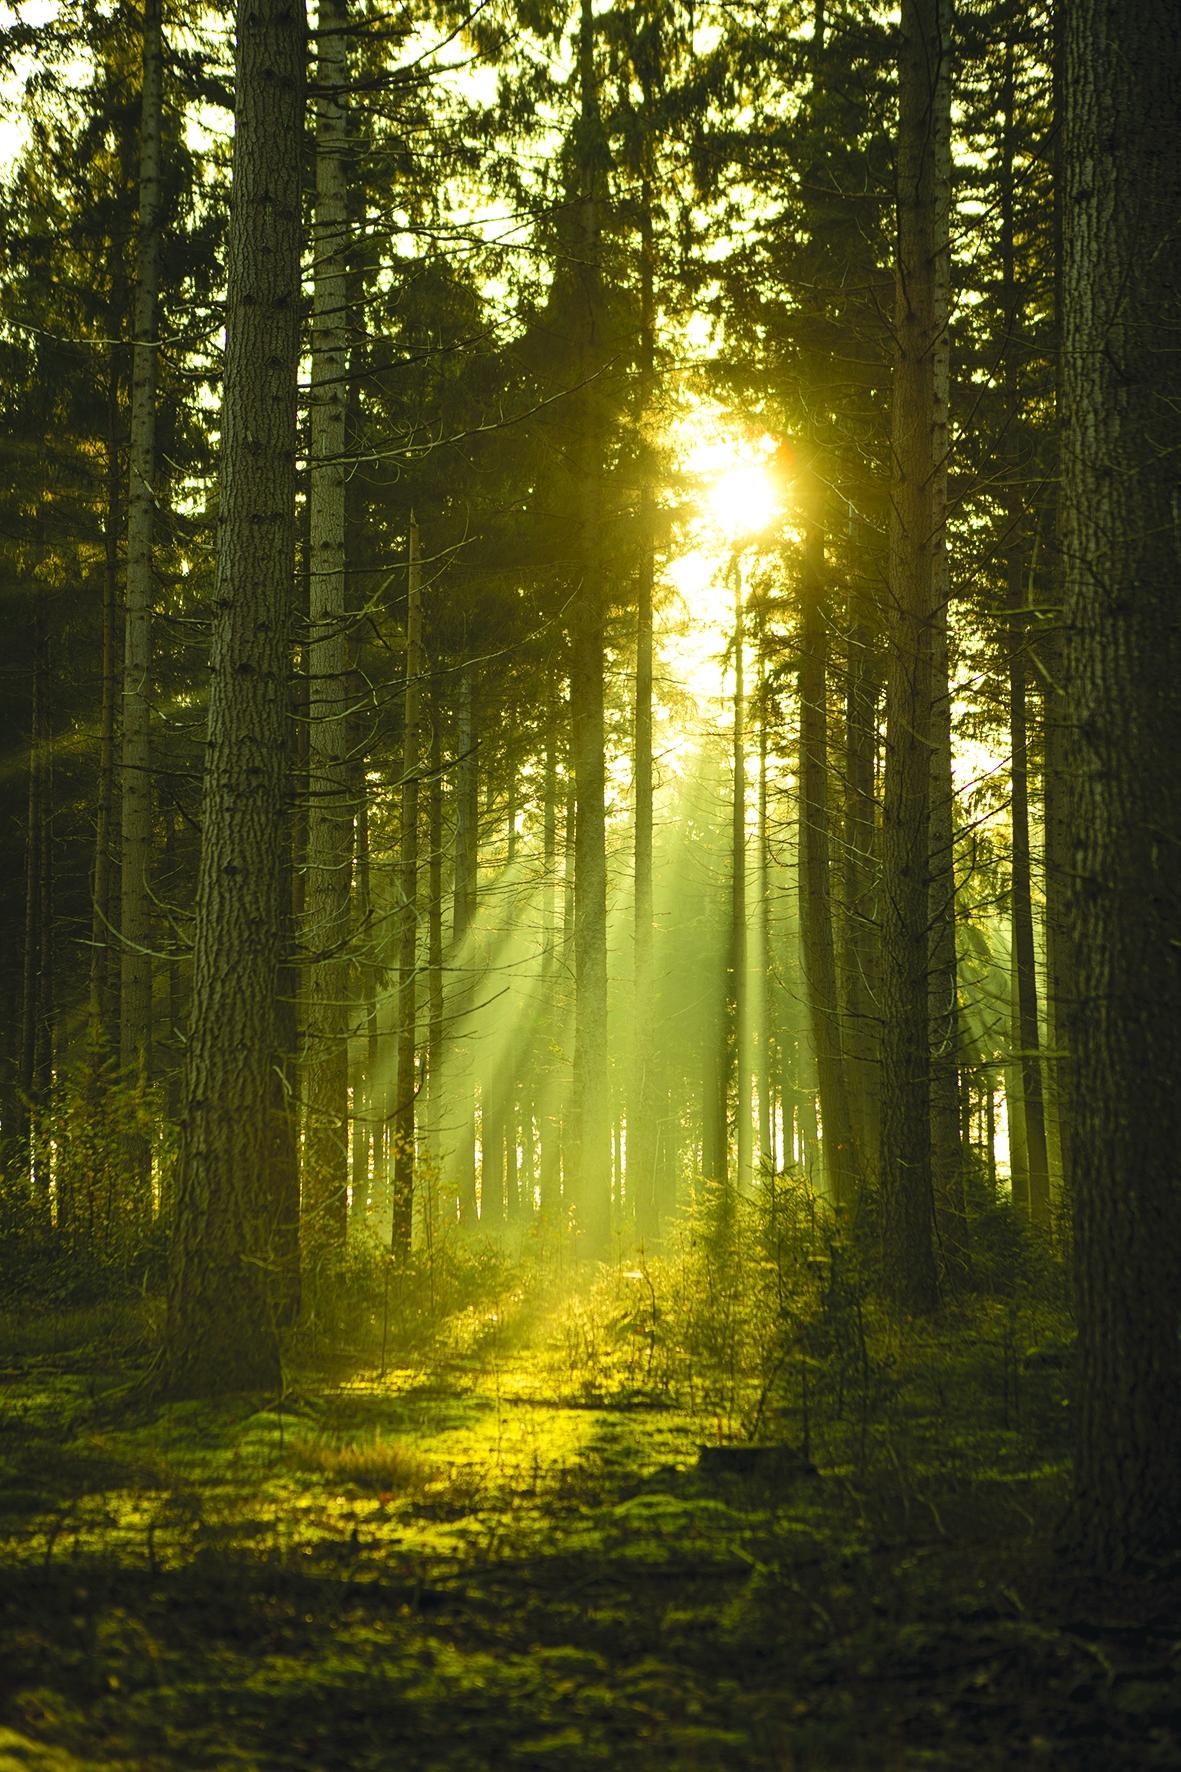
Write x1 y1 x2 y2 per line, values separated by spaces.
0 1258 1177 1770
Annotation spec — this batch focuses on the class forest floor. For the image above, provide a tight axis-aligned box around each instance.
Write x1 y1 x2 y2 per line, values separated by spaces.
0 1257 1179 1771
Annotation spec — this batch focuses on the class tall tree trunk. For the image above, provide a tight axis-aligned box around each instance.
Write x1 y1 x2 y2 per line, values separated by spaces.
999 38 1050 1230
878 0 948 1314
426 685 444 1184
352 751 376 1214
19 625 50 1206
927 67 969 1280
302 0 352 1249
929 617 969 1276
730 560 752 1196
757 613 775 1172
91 340 122 1058
569 0 611 1252
797 497 859 1211
630 167 658 1242
539 700 562 1220
841 602 880 1167
1041 0 1073 1205
1062 0 1181 1567
393 515 423 1254
160 0 306 1398
451 668 478 1224
119 0 164 1212
1042 640 1074 1197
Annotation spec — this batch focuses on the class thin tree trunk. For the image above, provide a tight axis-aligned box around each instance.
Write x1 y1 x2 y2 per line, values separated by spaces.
929 615 969 1275
352 753 376 1213
119 0 164 1212
426 684 444 1228
569 0 611 1252
841 603 880 1165
90 341 122 1058
302 0 352 1248
999 34 1050 1230
631 167 657 1242
20 627 48 1205
927 73 969 1279
757 614 775 1172
798 500 859 1211
730 559 752 1196
539 700 562 1220
451 668 478 1224
393 514 423 1254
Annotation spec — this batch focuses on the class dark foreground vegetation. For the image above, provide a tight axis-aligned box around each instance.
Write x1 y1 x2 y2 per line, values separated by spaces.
3 1199 1180 1770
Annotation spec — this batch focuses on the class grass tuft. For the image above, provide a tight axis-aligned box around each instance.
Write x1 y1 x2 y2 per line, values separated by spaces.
292 1432 435 1494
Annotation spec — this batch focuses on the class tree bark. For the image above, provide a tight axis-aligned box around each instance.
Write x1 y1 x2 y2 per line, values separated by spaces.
160 0 306 1398
999 35 1050 1230
1062 0 1181 1567
119 0 164 1210
927 69 969 1281
426 681 444 1189
841 597 880 1168
730 560 752 1197
630 167 658 1242
569 0 611 1253
451 669 478 1225
393 514 423 1255
302 0 352 1249
878 0 948 1314
90 339 123 1059
797 500 859 1212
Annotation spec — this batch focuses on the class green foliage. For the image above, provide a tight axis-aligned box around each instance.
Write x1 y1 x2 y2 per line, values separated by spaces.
0 1065 168 1307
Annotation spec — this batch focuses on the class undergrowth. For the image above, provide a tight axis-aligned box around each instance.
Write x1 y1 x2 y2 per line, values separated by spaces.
1 1181 1167 1772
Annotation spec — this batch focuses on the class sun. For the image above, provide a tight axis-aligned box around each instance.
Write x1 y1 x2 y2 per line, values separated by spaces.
674 414 785 546
703 461 780 541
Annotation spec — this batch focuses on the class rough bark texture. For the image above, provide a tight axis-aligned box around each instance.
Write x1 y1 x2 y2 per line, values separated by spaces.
630 170 658 1241
90 341 123 1058
568 0 611 1253
426 688 444 1180
119 0 163 1204
927 68 969 1281
878 0 947 1314
393 516 423 1255
451 671 478 1225
730 564 752 1195
160 0 305 1398
302 0 352 1249
1062 0 1181 1568
999 38 1050 1230
798 504 859 1212
19 626 51 1202
840 600 880 1167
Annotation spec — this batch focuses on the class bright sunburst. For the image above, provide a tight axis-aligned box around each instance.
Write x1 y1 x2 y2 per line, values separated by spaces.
703 460 780 541
658 413 789 750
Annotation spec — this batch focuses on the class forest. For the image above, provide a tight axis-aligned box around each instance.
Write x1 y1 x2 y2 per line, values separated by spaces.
0 0 1178 1765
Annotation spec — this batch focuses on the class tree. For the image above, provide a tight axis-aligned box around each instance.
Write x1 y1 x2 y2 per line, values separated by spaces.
159 0 306 1397
302 0 353 1249
119 0 164 1208
567 0 613 1253
878 0 949 1314
1061 0 1181 1567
